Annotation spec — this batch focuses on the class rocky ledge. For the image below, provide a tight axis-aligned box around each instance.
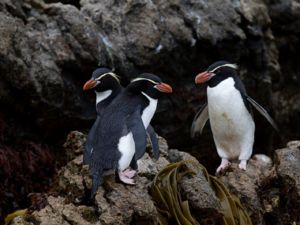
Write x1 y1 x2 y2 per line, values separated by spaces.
11 132 300 225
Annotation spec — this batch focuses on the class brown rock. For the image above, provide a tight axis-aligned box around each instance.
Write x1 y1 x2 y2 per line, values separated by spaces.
275 141 300 196
219 154 274 224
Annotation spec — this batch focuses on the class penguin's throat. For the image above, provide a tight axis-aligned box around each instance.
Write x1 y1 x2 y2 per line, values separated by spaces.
95 90 112 105
141 92 158 128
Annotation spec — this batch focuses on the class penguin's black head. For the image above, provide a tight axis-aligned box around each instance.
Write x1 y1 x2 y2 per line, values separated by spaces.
128 73 173 99
195 61 238 87
83 68 120 92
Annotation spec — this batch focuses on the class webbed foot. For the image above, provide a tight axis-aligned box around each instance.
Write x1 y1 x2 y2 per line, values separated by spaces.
238 160 247 170
216 158 231 175
123 168 137 178
118 171 136 185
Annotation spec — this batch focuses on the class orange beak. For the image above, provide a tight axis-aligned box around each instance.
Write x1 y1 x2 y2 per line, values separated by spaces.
195 71 214 84
83 79 97 91
155 83 173 93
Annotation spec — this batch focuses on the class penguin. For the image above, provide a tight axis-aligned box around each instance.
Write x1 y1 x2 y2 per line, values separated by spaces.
87 73 172 196
82 68 160 165
82 68 122 164
191 61 278 174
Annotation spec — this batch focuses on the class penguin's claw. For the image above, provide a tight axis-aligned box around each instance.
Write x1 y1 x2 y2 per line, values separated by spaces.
118 172 136 185
216 159 231 175
238 160 247 170
123 169 137 178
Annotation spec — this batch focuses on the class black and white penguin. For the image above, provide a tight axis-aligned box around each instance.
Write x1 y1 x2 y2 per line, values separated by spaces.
191 61 278 174
83 68 122 164
88 73 172 195
82 68 161 166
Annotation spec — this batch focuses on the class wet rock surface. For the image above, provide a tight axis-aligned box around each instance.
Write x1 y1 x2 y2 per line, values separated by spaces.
10 132 300 225
0 0 299 144
275 141 300 197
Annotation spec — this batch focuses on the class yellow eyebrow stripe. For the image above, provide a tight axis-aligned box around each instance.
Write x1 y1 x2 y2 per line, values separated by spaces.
209 64 238 73
95 72 120 83
131 77 158 85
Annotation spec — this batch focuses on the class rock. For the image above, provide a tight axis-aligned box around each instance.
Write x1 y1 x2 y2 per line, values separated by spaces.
0 0 298 148
9 132 225 225
218 155 274 224
31 196 97 225
63 130 86 160
95 176 158 225
168 149 221 210
10 132 300 225
275 141 300 196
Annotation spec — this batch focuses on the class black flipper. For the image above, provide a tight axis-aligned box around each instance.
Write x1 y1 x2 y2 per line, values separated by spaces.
146 125 160 159
245 95 279 132
83 116 100 164
191 103 209 138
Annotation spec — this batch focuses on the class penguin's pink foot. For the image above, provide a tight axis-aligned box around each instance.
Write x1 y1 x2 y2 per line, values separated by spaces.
123 168 137 178
216 158 231 175
118 171 135 185
238 160 247 170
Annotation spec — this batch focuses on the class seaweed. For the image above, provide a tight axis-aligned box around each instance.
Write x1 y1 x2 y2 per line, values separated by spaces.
150 161 252 225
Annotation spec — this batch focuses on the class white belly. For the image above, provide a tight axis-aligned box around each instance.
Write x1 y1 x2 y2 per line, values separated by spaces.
207 78 255 159
118 132 135 171
141 92 158 128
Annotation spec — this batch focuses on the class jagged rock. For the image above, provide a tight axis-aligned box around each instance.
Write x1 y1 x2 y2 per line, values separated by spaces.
10 132 225 225
168 149 221 210
10 132 300 225
0 0 298 148
275 141 300 196
63 130 86 160
218 155 274 224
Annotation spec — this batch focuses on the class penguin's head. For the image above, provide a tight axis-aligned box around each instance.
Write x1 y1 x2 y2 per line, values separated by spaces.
195 61 238 86
129 73 173 99
83 68 120 92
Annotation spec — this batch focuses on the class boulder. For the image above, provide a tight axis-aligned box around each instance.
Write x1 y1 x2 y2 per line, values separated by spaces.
0 0 298 146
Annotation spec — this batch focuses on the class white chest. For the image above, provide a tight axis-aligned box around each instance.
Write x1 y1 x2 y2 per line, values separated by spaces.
207 78 254 137
141 92 158 128
95 90 112 105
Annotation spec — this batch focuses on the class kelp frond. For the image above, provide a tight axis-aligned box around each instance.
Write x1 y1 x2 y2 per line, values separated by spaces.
150 160 252 225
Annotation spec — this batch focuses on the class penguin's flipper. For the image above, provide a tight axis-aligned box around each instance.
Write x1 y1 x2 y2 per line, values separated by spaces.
146 125 160 159
127 109 147 160
245 95 279 132
191 103 209 138
84 116 101 164
83 144 91 164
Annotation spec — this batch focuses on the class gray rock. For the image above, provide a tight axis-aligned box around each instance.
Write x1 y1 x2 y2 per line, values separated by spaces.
168 149 221 210
10 132 224 225
275 140 300 196
219 154 274 225
1 0 297 148
10 132 300 225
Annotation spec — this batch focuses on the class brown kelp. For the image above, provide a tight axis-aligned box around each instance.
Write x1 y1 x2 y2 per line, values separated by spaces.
150 161 252 225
